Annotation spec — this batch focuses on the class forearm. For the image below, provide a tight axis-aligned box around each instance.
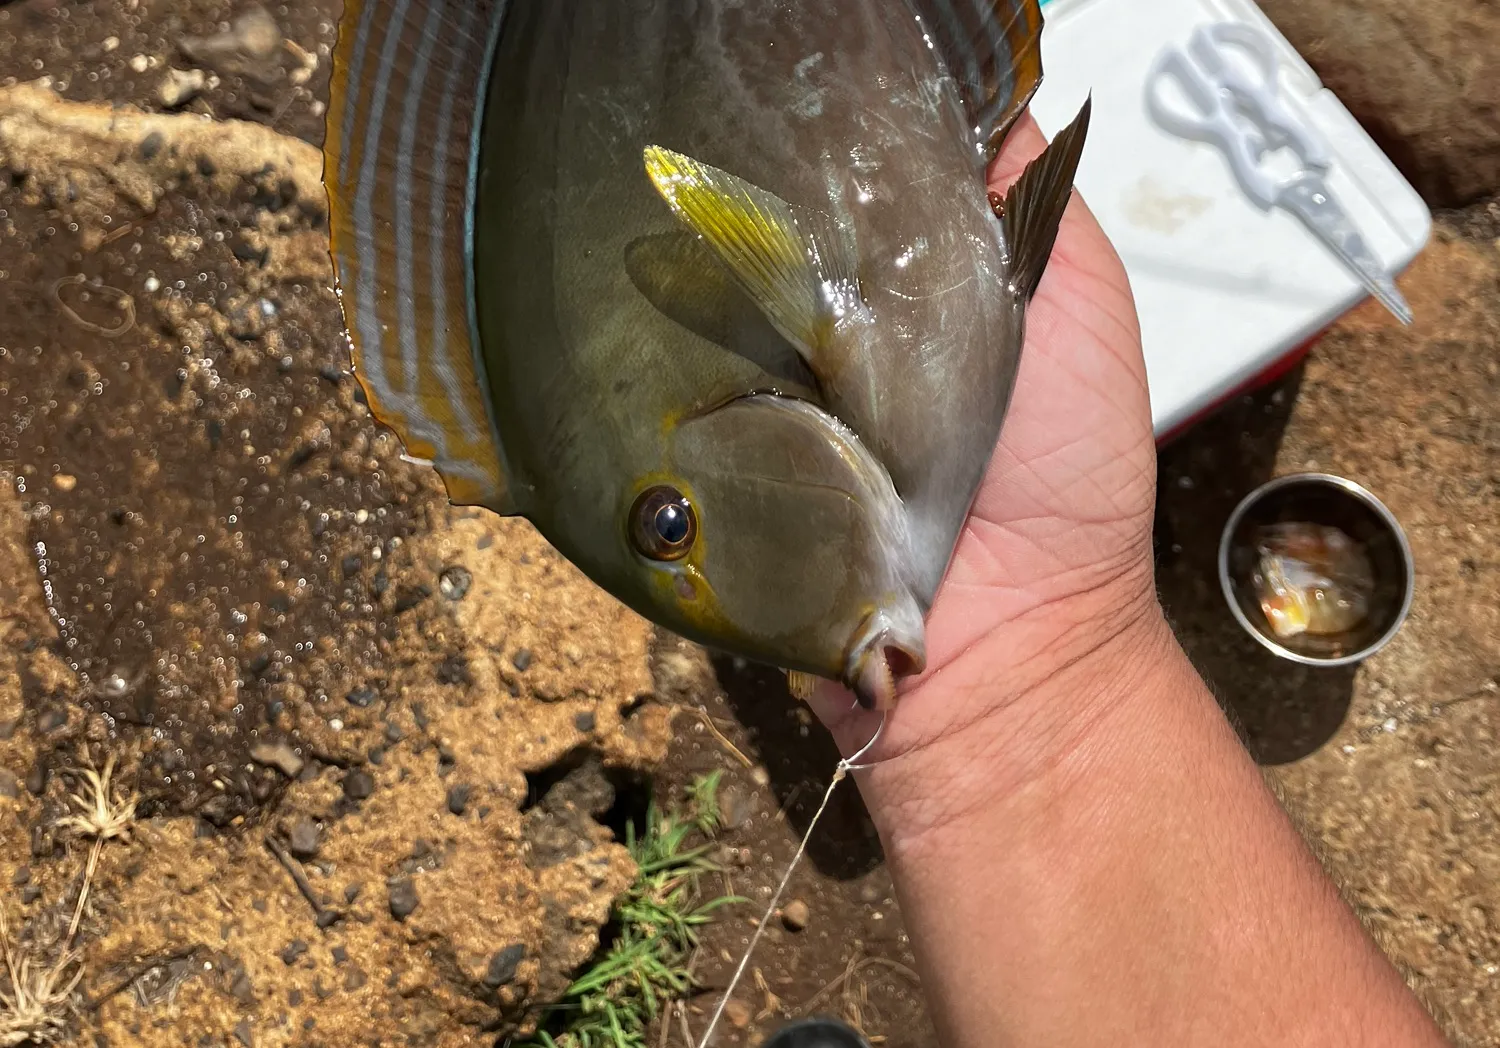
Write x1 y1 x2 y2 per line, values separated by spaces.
857 614 1448 1048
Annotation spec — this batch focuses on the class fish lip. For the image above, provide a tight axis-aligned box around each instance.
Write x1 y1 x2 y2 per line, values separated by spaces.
844 612 926 712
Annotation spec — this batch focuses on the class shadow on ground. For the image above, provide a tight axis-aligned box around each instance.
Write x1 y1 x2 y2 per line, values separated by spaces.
712 654 885 880
1153 364 1358 766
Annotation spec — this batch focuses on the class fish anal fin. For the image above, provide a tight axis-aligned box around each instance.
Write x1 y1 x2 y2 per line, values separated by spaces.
912 0 1047 158
323 0 520 515
642 145 862 377
1001 95 1092 302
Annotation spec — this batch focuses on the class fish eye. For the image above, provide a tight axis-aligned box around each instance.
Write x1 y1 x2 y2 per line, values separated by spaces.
630 486 697 561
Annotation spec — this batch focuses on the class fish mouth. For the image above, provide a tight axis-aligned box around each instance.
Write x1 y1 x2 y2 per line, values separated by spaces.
845 612 926 712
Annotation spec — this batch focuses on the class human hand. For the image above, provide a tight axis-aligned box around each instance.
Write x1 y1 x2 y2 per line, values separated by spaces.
810 111 1171 838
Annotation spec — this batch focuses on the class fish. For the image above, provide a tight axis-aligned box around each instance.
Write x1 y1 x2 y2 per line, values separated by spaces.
1252 523 1375 639
321 0 1090 710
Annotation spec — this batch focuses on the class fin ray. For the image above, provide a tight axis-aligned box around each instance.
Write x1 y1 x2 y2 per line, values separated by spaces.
642 145 862 363
1001 95 1092 301
324 0 517 512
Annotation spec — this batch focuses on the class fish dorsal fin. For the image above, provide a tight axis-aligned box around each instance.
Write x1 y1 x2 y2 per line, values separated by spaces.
642 145 863 363
323 0 518 513
911 0 1047 159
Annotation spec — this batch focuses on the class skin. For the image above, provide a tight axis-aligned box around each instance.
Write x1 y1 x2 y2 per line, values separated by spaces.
471 0 1059 693
805 114 1453 1048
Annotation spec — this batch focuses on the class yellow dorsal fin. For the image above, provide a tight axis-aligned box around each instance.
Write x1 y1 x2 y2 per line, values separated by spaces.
323 0 518 513
643 145 862 364
910 0 1047 159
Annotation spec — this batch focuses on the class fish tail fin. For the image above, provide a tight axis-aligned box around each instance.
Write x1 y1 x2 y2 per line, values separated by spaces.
911 0 1047 158
1000 95 1091 302
323 0 520 514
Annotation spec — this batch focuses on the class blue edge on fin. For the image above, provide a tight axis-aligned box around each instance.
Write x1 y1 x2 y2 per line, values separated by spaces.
463 2 511 431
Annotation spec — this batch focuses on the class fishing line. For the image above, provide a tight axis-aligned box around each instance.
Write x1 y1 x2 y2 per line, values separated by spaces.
693 712 889 1048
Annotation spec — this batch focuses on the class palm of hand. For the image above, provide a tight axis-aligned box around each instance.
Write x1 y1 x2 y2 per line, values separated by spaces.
817 115 1160 759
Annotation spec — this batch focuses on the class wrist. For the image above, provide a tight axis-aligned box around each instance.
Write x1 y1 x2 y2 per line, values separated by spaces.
853 583 1190 855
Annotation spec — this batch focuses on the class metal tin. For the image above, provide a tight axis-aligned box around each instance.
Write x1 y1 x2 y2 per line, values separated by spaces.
1217 473 1414 666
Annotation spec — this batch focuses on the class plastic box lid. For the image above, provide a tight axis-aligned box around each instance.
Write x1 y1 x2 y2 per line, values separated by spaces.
1028 0 1432 439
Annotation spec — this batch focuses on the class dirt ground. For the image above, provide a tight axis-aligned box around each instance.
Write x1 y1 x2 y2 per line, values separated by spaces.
0 2 1496 1047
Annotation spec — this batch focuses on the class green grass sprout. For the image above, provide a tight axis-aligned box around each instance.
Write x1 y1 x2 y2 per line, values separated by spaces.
517 772 745 1048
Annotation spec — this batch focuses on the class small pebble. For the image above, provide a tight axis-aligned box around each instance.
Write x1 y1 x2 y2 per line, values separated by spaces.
50 474 76 493
749 766 770 788
483 944 525 988
446 783 472 816
129 53 149 73
572 710 596 734
343 967 367 992
438 565 472 601
388 878 418 921
12 866 30 887
780 899 810 932
158 67 206 108
331 945 348 965
20 885 41 904
343 769 375 801
25 759 47 797
250 741 304 779
36 708 67 733
858 883 883 905
724 998 752 1029
344 882 363 904
233 1018 253 1048
346 684 377 708
279 939 308 966
287 819 320 860
0 769 17 798
511 648 533 672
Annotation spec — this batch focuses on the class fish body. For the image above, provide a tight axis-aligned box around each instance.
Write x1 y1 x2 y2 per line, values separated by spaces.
322 0 1089 706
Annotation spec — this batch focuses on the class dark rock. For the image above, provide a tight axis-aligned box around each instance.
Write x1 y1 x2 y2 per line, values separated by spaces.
438 566 472 601
344 882 363 904
25 757 47 796
287 819 320 860
387 878 418 921
346 684 377 709
0 769 18 799
342 769 375 801
315 909 343 929
411 703 429 730
445 784 472 816
392 584 430 613
279 939 308 966
138 131 165 160
340 554 362 579
573 711 596 734
511 648 533 672
435 655 471 686
233 1018 253 1048
483 944 525 989
228 971 254 1004
342 966 367 992
21 885 41 904
12 866 30 886
383 721 403 744
287 988 303 1007
331 946 347 966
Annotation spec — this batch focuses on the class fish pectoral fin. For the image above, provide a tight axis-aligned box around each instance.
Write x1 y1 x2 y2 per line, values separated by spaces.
999 95 1092 302
642 145 860 367
323 0 520 516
